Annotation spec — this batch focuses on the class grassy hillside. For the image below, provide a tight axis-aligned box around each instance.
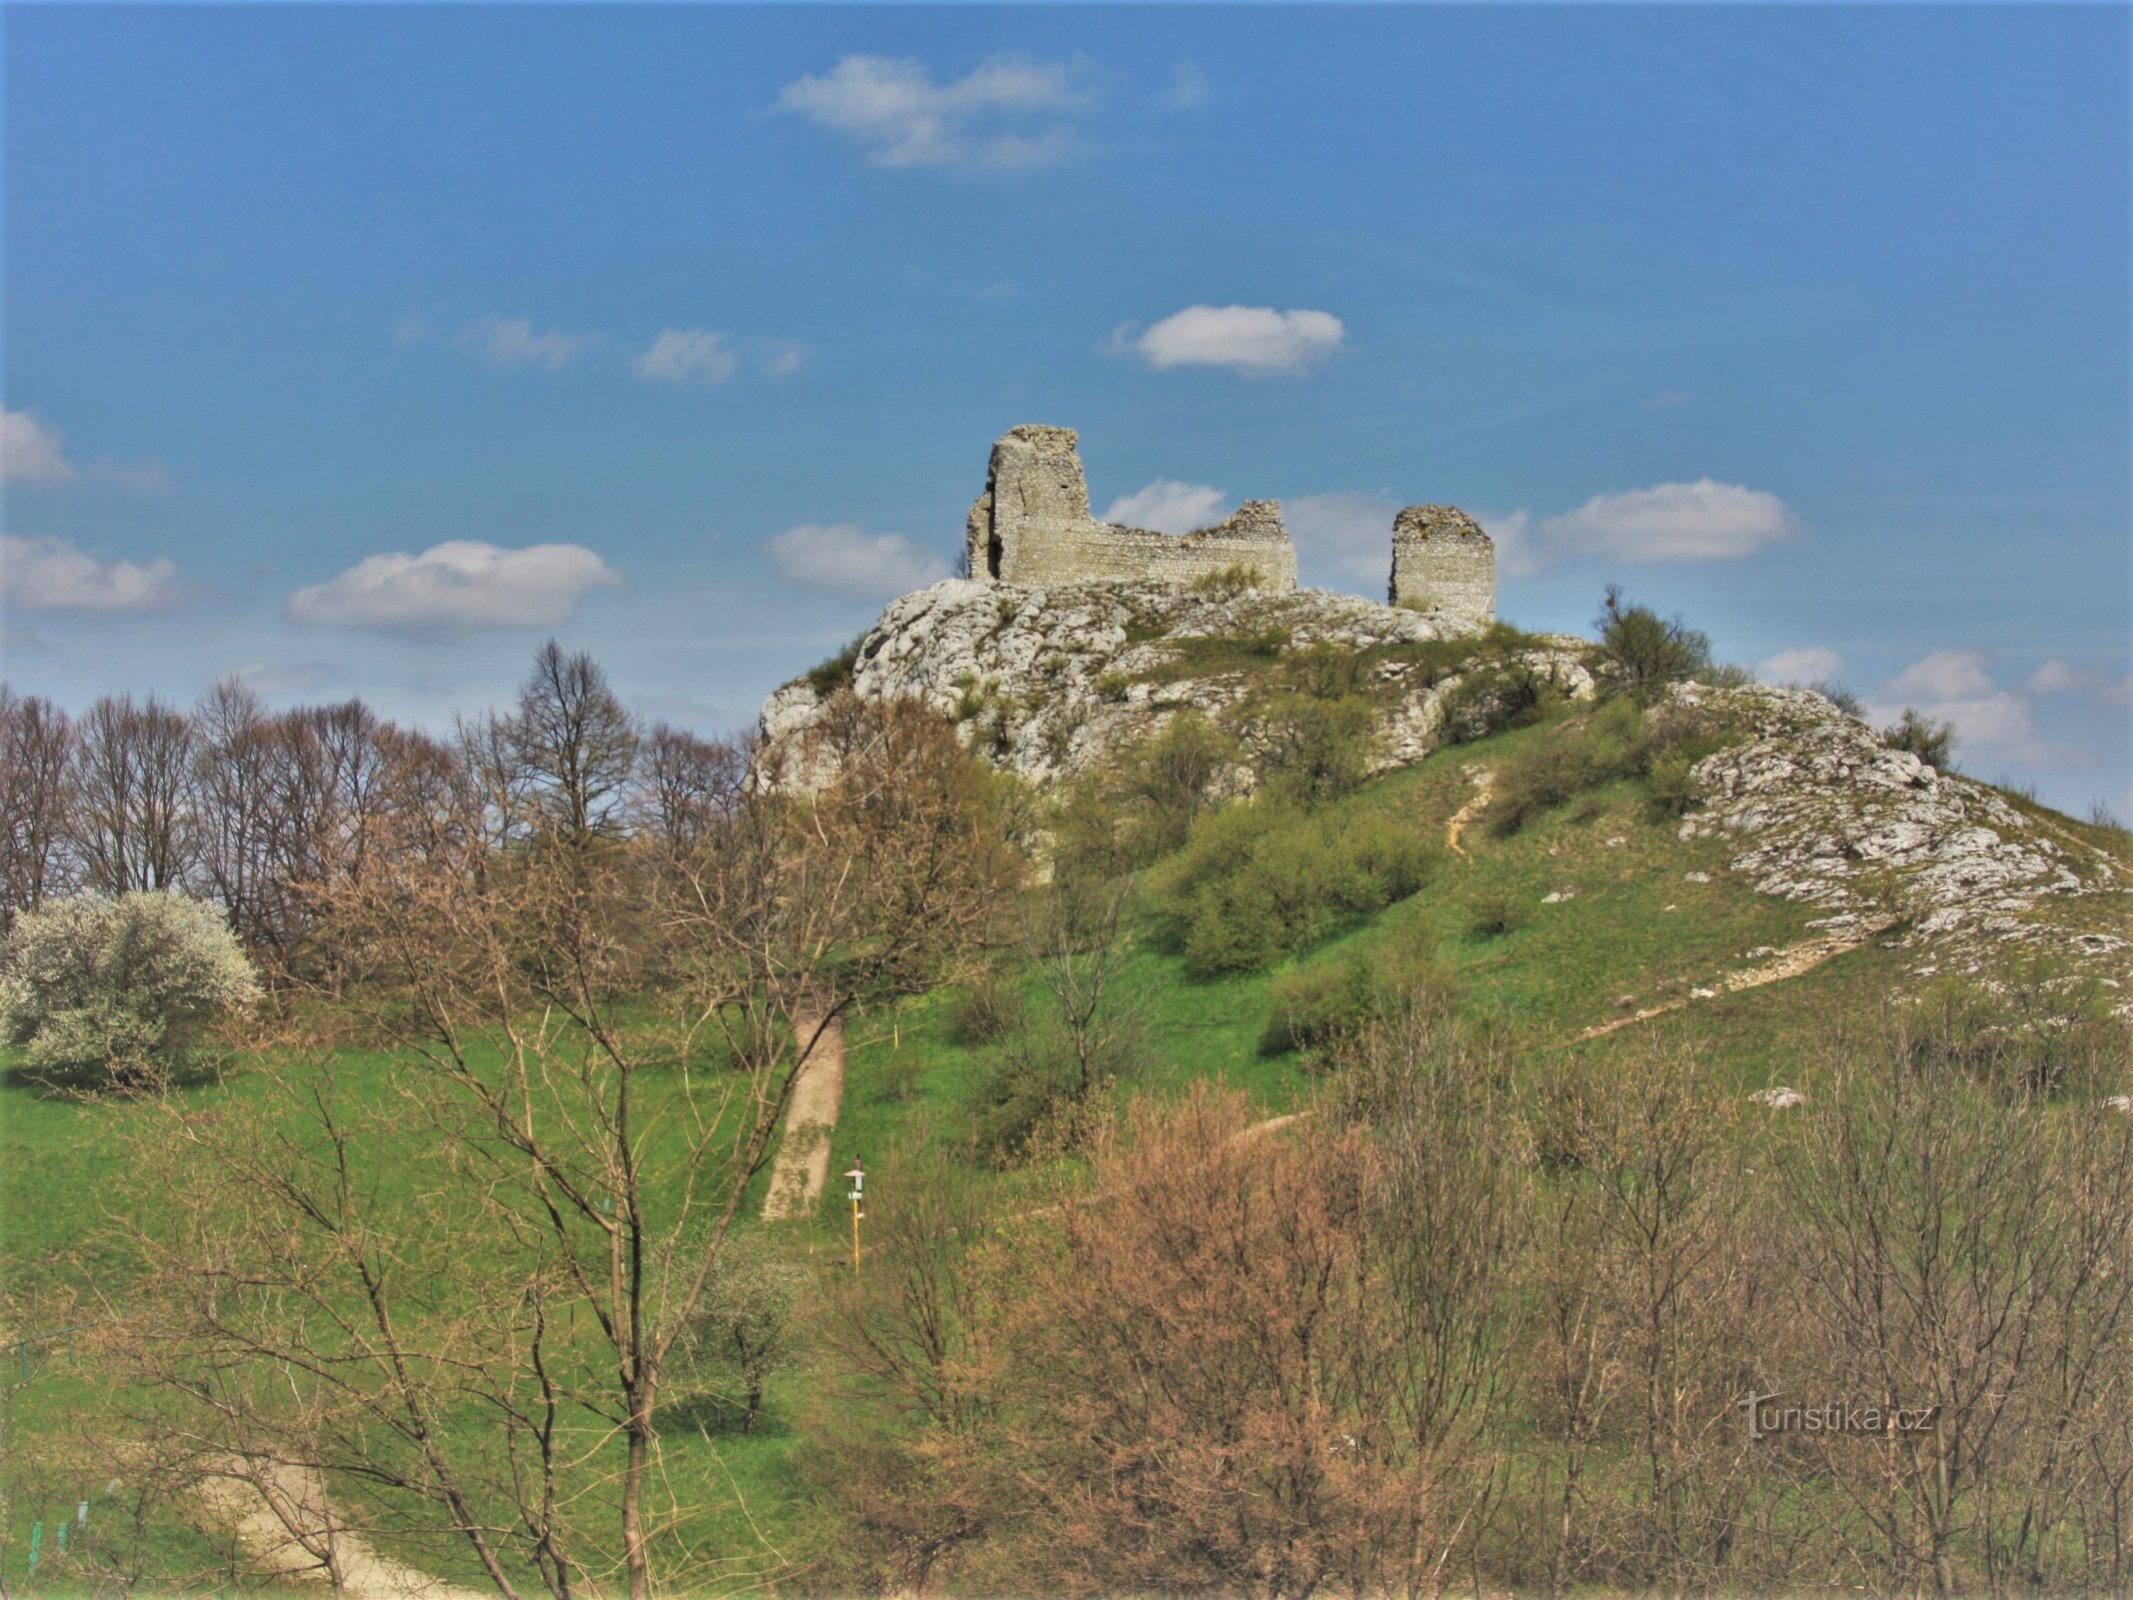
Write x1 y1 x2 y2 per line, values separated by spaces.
3 687 2126 1595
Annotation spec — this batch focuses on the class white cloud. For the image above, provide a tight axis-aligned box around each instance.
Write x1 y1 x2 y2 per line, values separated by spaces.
287 541 621 633
778 54 1092 168
2021 660 2101 698
2098 677 2133 710
1867 648 2096 770
1128 305 1345 376
766 523 949 598
1103 480 1232 535
763 341 809 377
394 314 426 347
460 316 594 371
1474 508 1544 579
1 409 76 485
0 534 183 613
1885 648 1998 704
1283 491 1399 580
1540 479 1797 563
234 661 344 697
634 328 739 386
1757 647 1847 686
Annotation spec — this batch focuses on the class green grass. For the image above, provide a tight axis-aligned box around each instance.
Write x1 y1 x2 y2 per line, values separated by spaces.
1 699 2112 1592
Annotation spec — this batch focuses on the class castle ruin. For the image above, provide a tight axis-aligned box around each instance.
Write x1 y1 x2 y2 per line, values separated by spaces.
965 425 1299 592
964 424 1494 628
1388 504 1496 625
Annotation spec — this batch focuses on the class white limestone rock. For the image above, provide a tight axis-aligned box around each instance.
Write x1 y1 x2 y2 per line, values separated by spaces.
759 578 1590 791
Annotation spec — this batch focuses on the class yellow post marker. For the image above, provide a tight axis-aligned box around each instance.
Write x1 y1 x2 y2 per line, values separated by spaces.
843 1159 866 1275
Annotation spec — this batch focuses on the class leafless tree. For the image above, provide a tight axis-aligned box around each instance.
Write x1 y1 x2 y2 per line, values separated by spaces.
633 723 747 853
133 687 1018 1600
0 686 75 927
68 693 197 894
510 641 639 845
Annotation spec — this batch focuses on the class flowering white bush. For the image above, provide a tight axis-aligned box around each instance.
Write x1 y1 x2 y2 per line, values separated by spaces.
0 892 261 1085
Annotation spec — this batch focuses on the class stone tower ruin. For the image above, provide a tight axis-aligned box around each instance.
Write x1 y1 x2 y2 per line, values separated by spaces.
965 425 1299 592
1388 504 1495 627
960 425 1495 629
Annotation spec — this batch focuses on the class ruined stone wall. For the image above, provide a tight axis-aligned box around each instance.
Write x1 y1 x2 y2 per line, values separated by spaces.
1389 505 1495 626
966 425 1299 592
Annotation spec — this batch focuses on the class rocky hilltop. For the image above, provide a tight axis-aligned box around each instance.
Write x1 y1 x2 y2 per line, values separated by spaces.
760 576 1587 791
757 426 2129 993
1671 683 2127 984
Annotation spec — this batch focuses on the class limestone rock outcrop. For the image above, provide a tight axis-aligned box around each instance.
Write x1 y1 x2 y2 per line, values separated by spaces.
760 578 1582 792
1674 683 2128 985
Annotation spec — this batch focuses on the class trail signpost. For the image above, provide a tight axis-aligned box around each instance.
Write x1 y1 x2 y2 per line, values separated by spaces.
844 1158 865 1275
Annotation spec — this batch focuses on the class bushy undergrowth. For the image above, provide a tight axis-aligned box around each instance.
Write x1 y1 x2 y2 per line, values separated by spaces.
814 991 2133 1600
1051 710 1240 877
1592 584 1712 702
1157 801 1437 975
1261 926 1454 1055
950 975 1026 1047
801 633 866 695
1489 695 1754 836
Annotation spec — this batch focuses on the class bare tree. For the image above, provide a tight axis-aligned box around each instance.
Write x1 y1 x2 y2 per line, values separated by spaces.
68 693 196 894
1781 1007 2128 1596
633 723 746 853
0 686 74 926
511 641 639 845
136 688 1018 1600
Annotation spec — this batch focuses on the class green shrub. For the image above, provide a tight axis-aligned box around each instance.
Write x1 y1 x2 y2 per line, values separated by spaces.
1141 627 1292 684
1262 962 1363 1055
1437 661 1569 744
951 976 1026 1047
1807 678 1865 717
1694 661 1754 689
1490 734 1607 836
802 634 867 695
976 1023 1141 1161
1645 751 1701 817
1882 707 1956 770
1121 711 1237 859
1281 645 1377 702
878 1051 927 1104
1189 563 1262 598
1593 585 1711 702
1486 697 1749 834
1261 927 1453 1055
0 891 261 1087
1251 692 1381 809
1467 890 1521 939
1159 802 1436 976
665 1234 804 1435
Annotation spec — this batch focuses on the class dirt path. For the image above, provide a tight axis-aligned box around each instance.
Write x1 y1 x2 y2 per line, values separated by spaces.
761 1011 847 1222
1573 920 1895 1042
201 1460 488 1599
1445 769 1494 858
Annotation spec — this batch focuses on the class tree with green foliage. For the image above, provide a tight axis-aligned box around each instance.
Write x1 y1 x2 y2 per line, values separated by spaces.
1250 691 1381 808
0 890 260 1087
1882 706 1956 770
667 1235 804 1435
1594 586 1711 703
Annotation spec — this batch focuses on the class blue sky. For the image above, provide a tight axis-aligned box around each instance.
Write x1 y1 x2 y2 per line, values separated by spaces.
4 4 2127 812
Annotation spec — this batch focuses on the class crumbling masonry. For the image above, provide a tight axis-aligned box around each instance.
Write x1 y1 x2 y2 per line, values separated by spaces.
964 424 1494 628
